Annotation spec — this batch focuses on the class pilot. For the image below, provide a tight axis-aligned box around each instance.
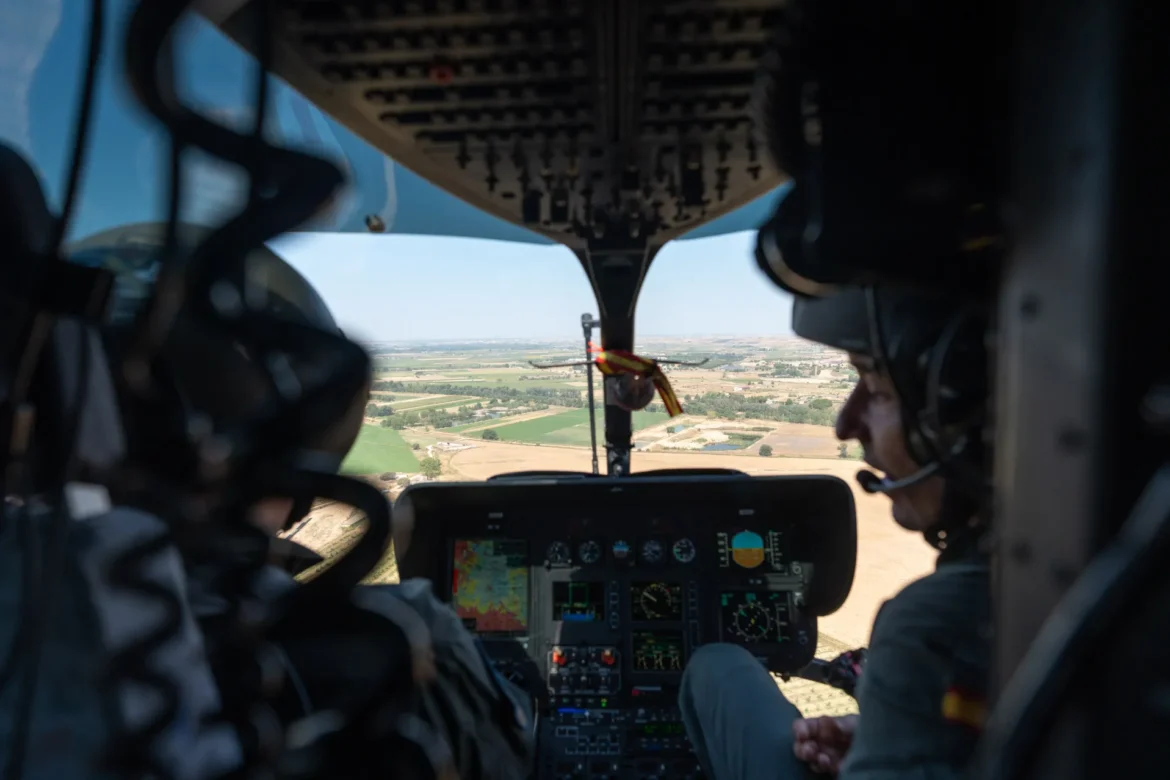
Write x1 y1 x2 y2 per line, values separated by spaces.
678 285 991 780
69 223 536 780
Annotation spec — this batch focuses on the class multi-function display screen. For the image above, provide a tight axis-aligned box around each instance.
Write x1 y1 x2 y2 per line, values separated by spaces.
451 538 530 635
552 581 606 622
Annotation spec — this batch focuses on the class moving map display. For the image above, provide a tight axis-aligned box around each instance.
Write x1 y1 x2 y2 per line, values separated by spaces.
451 539 529 634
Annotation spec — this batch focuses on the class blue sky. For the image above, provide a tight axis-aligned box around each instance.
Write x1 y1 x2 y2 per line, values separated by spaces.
1 0 796 340
272 230 795 342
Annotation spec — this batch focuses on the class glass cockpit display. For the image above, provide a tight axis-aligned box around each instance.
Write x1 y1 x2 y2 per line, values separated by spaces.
631 582 683 621
552 581 606 622
451 539 529 635
632 631 685 672
719 591 792 644
715 529 787 571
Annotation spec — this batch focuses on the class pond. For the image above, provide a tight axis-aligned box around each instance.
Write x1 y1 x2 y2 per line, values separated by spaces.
700 433 763 452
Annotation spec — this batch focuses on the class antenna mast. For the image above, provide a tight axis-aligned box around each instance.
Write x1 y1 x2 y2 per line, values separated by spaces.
581 313 600 476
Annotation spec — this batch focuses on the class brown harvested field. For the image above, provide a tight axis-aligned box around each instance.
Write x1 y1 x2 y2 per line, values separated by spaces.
445 441 937 647
748 424 844 458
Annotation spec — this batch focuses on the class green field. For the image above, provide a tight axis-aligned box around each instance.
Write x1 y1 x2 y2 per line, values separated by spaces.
444 411 559 433
539 410 670 446
368 391 425 401
341 425 420 474
391 395 477 412
471 408 670 445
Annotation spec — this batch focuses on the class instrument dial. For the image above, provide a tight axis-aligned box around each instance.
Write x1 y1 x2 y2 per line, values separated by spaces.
730 602 773 642
641 539 664 564
578 540 602 564
672 538 696 564
637 583 677 620
546 541 571 565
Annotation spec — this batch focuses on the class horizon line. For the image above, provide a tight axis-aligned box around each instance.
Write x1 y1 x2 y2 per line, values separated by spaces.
358 333 804 344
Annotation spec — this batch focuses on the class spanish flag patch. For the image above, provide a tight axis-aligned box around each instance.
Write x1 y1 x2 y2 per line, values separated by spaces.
941 687 987 730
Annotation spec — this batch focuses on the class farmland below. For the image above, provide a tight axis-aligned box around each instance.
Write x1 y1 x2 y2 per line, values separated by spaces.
340 335 862 489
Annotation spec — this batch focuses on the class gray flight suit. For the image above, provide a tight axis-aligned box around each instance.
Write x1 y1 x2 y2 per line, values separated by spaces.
680 545 991 780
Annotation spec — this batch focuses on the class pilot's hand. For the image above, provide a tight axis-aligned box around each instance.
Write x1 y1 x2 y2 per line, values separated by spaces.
792 715 859 774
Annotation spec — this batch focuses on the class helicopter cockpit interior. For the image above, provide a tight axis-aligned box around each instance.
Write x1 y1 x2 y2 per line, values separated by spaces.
1 1 1167 780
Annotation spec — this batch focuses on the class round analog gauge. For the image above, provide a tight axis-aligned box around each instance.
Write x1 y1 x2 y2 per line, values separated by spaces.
638 583 676 620
578 540 602 564
612 540 631 559
731 602 773 642
672 538 696 564
641 539 664 564
546 541 571 565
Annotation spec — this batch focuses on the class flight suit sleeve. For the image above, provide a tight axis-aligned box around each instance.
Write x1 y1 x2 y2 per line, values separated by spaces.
837 567 989 780
354 579 537 780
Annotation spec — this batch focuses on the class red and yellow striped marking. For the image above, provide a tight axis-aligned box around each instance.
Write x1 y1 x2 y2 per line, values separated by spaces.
589 345 684 417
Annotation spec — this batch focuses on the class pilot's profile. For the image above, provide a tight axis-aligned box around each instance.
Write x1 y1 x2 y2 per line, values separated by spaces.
679 285 991 780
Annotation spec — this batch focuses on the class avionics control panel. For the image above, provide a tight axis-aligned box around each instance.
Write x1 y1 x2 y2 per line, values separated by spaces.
397 475 857 780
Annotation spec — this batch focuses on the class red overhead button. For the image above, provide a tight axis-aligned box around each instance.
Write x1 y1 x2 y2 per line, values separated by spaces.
601 649 616 666
552 648 568 666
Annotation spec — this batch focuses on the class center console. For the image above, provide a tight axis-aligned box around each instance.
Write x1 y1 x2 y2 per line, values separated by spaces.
396 474 856 780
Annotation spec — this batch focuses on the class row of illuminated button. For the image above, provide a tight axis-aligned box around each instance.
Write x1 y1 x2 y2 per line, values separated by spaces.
548 696 624 711
549 670 618 695
551 646 619 667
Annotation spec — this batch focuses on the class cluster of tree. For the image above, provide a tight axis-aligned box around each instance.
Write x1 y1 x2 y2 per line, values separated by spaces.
688 352 749 365
379 399 552 431
681 392 839 426
769 362 823 378
419 457 442 479
371 380 586 409
366 403 395 417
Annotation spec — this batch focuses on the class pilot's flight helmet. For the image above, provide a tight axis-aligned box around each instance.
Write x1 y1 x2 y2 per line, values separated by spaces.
792 285 990 489
68 223 369 483
750 0 1008 294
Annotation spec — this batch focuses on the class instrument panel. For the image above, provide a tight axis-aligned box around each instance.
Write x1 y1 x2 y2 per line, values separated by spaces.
397 475 856 780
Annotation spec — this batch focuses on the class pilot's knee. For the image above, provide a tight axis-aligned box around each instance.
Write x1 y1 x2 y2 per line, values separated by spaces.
680 643 764 705
686 642 759 673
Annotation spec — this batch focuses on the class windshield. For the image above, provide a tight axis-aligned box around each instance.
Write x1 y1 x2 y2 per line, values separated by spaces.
314 230 858 487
